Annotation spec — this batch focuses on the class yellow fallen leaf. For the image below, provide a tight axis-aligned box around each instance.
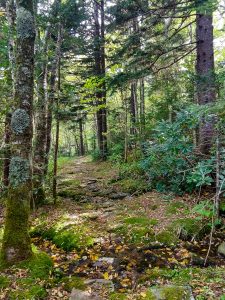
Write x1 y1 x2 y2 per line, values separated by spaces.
103 272 109 280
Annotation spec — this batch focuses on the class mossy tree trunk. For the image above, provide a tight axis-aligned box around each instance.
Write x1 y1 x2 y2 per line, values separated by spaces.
1 0 35 265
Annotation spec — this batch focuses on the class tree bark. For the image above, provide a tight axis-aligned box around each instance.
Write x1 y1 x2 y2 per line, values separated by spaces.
52 20 62 203
3 0 16 187
139 78 145 134
1 0 35 264
130 81 137 136
33 26 50 204
94 0 107 160
79 118 85 156
196 11 216 154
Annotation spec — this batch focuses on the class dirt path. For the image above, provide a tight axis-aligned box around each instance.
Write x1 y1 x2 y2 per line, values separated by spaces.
1 157 225 299
33 157 225 299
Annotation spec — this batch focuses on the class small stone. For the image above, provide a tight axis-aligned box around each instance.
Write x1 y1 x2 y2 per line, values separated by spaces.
84 279 115 292
70 289 101 300
218 241 225 257
93 257 117 267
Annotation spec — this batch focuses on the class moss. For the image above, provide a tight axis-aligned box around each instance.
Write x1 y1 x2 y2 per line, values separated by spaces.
166 201 187 215
11 108 30 135
62 276 86 292
142 290 156 300
30 223 94 251
113 223 154 245
58 179 81 188
112 178 148 194
9 156 30 187
109 292 127 300
16 7 35 40
124 217 158 226
0 275 10 288
161 286 191 300
171 218 210 240
146 286 191 300
9 284 47 300
57 188 85 201
18 252 53 279
155 230 179 246
1 184 32 266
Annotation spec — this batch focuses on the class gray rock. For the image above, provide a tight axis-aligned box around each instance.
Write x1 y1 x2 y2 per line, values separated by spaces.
218 241 225 257
109 192 130 200
149 285 195 300
84 279 115 292
93 257 118 267
70 289 101 300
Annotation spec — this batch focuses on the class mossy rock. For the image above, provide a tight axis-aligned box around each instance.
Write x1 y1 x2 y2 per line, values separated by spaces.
142 267 193 284
57 188 85 200
62 276 86 292
147 285 192 300
112 223 154 245
155 230 179 246
31 224 94 251
171 218 210 240
58 179 81 188
112 178 148 194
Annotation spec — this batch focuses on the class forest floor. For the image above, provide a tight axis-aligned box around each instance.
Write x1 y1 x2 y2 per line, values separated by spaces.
1 157 225 299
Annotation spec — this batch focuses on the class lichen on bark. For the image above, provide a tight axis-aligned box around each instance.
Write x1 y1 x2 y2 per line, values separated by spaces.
16 7 35 39
11 108 30 135
9 156 30 187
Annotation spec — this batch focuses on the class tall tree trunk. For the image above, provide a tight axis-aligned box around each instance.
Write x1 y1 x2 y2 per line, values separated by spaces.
44 58 57 175
79 118 85 156
1 0 35 264
196 11 216 154
139 78 145 134
33 27 50 204
94 0 107 160
52 21 62 203
3 114 11 187
3 0 16 187
130 81 137 136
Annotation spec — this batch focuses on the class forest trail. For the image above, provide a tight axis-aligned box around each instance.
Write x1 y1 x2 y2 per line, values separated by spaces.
34 157 225 299
1 157 225 299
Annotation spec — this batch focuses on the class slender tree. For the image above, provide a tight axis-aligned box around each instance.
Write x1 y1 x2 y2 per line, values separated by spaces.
1 0 35 264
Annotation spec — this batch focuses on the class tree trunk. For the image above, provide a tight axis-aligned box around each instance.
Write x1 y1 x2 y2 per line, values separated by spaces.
52 20 62 203
33 27 50 204
1 0 35 264
94 0 107 160
3 0 16 187
79 119 85 156
130 81 137 136
196 11 216 154
139 78 145 134
3 114 11 187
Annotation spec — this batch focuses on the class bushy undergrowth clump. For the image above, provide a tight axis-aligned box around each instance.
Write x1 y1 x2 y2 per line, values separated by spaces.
140 109 215 194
